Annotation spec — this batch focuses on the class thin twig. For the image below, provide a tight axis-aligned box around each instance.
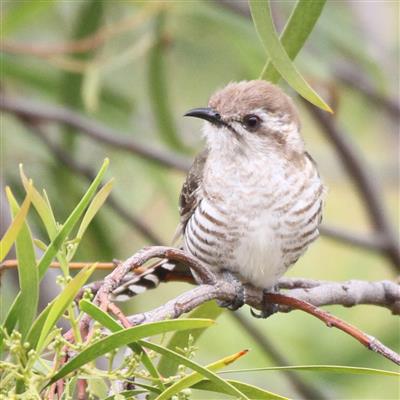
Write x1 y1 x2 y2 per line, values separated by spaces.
0 95 192 172
0 5 163 58
264 293 400 366
108 303 132 329
1 260 115 271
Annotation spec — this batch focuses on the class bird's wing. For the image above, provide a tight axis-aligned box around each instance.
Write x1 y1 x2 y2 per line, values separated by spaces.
173 148 208 242
111 150 208 301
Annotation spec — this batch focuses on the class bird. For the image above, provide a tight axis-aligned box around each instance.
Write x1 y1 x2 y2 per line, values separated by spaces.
112 80 325 316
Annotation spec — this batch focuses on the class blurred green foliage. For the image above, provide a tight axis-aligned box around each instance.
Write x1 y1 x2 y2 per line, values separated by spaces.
1 1 399 399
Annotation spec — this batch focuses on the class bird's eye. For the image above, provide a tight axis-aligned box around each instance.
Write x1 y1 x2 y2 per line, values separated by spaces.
243 114 261 131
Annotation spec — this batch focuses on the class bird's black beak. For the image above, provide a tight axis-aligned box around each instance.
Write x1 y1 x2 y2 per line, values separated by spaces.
184 107 222 125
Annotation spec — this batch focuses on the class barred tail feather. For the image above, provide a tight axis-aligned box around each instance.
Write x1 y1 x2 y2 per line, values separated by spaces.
111 259 193 302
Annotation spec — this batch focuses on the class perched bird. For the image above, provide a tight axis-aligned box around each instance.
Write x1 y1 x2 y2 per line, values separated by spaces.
113 80 325 315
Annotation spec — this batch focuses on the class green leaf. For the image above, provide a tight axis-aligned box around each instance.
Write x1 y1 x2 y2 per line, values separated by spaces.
142 341 249 400
2 159 109 335
193 379 288 400
6 188 38 339
0 186 32 262
47 319 214 386
261 0 326 83
158 301 223 377
20 165 58 240
35 264 97 352
155 349 249 400
79 299 165 390
148 10 187 153
26 300 54 350
37 158 109 279
76 179 114 240
220 365 400 377
249 0 332 112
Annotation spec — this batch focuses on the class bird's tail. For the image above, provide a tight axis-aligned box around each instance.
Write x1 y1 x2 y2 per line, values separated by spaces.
111 258 194 301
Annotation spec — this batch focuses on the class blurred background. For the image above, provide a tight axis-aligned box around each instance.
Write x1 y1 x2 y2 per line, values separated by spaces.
1 1 399 399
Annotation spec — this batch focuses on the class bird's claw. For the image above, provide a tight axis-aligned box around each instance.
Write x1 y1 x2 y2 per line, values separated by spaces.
250 288 279 319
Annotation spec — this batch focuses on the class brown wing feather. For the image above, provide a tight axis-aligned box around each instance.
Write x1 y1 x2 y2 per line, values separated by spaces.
177 149 208 236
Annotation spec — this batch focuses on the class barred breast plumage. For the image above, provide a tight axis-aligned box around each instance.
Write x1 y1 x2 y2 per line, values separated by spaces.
182 146 324 289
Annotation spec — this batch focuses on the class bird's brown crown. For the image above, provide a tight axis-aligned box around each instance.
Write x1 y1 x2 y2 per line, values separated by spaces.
208 80 299 126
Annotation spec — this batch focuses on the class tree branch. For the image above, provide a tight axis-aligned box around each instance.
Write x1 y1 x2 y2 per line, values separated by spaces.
0 95 191 172
128 283 400 364
77 245 400 365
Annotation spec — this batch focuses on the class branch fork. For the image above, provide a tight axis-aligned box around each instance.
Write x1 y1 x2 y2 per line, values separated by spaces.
78 245 400 366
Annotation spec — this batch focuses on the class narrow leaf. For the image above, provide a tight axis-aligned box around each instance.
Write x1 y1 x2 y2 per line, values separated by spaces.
20 165 57 240
26 300 54 349
36 264 97 352
249 0 332 112
158 300 223 377
76 179 114 240
6 188 38 339
155 350 249 400
220 365 400 377
0 186 32 262
37 158 109 279
47 319 214 385
142 341 249 400
261 0 326 83
193 379 289 400
79 299 165 390
3 159 109 335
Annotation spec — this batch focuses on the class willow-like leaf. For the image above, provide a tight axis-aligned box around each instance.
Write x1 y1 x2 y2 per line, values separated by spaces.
155 349 249 400
79 299 165 391
2 159 109 336
261 0 326 83
0 185 32 262
220 365 400 377
35 264 96 352
5 188 38 339
47 319 213 386
158 300 223 377
249 0 332 112
193 379 289 400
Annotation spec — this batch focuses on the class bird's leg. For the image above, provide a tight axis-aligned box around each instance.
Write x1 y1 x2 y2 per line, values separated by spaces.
217 269 245 311
250 285 279 319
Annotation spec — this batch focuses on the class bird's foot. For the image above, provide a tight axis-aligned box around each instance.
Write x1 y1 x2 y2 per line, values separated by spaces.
250 286 279 319
217 269 245 311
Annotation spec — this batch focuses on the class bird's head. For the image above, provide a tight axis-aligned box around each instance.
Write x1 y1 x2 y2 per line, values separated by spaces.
185 80 304 158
